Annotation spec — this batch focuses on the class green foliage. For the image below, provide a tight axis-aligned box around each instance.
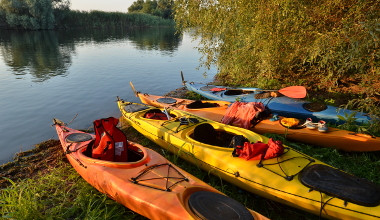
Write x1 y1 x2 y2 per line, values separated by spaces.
174 0 379 116
0 0 57 30
129 0 174 19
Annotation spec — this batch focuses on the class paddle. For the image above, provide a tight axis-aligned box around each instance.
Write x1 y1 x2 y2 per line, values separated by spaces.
181 71 306 98
129 81 140 97
211 86 307 99
262 86 307 99
181 71 186 85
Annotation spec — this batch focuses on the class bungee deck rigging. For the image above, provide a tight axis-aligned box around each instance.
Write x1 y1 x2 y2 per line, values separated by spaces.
131 163 189 192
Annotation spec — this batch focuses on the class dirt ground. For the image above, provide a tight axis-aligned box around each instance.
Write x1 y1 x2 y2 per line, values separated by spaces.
0 140 65 188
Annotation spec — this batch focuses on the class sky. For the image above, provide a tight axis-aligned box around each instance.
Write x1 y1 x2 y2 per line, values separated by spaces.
70 0 134 12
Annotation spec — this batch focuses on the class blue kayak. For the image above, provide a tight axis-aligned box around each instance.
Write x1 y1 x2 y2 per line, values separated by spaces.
183 80 371 124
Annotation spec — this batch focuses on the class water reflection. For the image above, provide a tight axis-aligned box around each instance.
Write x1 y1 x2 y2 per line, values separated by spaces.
0 27 182 82
0 31 73 82
127 27 182 53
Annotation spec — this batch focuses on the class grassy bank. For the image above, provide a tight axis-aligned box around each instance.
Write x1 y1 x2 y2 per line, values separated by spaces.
1 90 379 219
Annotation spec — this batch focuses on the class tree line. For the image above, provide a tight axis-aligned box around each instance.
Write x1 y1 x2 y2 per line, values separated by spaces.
0 0 174 30
0 0 70 30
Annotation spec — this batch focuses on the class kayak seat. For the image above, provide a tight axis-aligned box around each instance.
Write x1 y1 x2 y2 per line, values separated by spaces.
224 90 254 96
193 123 218 146
186 101 219 109
83 140 95 157
193 124 237 148
299 164 380 207
224 90 244 96
144 109 169 120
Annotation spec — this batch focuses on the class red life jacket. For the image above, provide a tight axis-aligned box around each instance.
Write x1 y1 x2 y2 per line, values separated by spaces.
221 102 266 129
92 117 128 162
145 112 168 120
234 138 284 160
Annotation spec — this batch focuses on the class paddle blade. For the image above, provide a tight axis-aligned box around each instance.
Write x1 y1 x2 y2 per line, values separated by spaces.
129 81 139 97
278 86 307 98
181 71 186 85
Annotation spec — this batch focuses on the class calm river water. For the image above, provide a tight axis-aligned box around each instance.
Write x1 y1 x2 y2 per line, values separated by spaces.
0 27 216 164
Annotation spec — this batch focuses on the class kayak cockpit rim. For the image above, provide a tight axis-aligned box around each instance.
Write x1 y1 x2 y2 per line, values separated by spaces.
77 141 150 168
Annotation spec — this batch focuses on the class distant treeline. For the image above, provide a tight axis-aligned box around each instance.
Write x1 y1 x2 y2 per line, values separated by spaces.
0 0 174 30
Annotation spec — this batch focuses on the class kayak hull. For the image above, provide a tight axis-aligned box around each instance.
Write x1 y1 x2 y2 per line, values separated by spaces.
54 123 266 220
138 93 380 152
184 82 372 124
118 100 380 220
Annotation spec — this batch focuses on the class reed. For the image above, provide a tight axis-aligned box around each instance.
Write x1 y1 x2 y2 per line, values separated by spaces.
59 11 175 29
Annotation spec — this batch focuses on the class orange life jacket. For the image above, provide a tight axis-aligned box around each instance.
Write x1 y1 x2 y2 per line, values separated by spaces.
92 117 128 162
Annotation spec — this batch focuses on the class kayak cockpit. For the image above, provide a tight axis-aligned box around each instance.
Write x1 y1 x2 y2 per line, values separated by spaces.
82 140 148 167
185 101 220 109
189 123 243 148
64 132 149 168
223 90 253 96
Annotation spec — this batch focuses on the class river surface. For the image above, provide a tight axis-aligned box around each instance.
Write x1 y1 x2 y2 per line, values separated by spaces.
0 27 215 164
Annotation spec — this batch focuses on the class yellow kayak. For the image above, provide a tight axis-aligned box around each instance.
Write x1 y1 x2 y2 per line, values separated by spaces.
117 99 380 220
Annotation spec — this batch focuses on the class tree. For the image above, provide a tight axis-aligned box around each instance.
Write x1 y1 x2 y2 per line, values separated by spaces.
128 0 173 19
0 0 70 30
157 0 173 19
128 0 144 13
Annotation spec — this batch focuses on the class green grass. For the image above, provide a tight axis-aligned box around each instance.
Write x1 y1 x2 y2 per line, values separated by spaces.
0 162 143 220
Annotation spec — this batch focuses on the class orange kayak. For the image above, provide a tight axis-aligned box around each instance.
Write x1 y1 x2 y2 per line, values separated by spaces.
53 119 267 220
134 90 380 152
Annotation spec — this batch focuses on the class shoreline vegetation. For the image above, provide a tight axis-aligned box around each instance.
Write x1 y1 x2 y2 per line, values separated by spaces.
1 88 379 219
0 0 175 30
0 10 175 30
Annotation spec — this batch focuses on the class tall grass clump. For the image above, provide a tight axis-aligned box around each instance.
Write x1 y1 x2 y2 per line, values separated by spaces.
174 0 379 129
0 163 137 219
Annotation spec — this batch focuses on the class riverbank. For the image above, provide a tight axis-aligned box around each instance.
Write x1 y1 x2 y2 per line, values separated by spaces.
1 87 379 219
